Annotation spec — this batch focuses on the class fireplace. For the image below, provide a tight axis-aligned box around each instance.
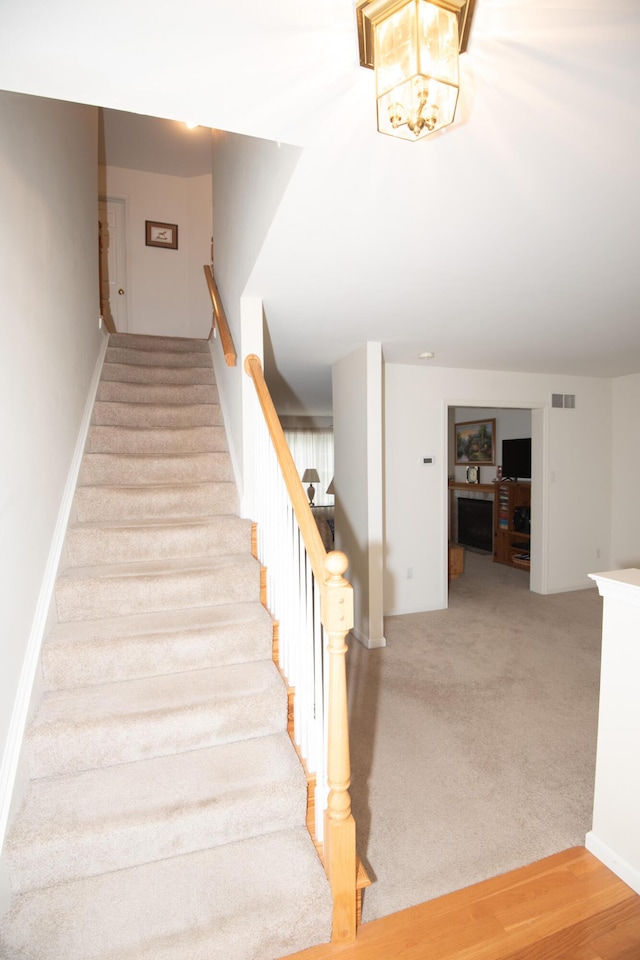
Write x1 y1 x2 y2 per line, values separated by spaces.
457 497 493 552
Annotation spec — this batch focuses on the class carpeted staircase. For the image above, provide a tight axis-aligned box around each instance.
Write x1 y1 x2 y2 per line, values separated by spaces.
0 333 332 960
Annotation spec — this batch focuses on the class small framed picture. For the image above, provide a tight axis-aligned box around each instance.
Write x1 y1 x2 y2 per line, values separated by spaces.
145 220 178 250
466 465 480 484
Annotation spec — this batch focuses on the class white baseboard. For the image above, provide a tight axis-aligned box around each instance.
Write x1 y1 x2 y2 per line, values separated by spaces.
0 853 9 925
0 334 109 851
351 628 387 650
543 581 598 595
585 831 640 895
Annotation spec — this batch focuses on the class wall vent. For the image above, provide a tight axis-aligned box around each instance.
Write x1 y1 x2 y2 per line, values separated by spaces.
551 393 576 409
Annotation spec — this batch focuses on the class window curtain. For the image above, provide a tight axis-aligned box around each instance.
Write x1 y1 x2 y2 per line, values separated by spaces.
284 428 334 507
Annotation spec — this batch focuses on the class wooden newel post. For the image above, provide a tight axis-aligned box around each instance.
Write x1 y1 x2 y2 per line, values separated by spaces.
322 550 357 943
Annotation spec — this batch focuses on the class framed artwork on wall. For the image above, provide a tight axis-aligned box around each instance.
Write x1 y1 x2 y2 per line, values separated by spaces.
455 418 496 466
145 220 178 249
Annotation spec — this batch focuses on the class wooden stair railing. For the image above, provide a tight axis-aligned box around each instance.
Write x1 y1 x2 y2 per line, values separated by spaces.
98 220 117 334
245 353 364 943
203 264 236 366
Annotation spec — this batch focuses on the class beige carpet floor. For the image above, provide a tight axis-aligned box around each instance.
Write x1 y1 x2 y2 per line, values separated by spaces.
349 550 603 923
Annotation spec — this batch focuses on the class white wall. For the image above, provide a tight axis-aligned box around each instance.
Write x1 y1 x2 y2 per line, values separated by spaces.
610 373 640 568
209 130 301 499
385 364 613 615
333 343 385 648
99 166 212 339
0 92 102 852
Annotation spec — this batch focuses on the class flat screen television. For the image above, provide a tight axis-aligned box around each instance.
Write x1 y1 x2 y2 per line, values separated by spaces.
502 438 531 481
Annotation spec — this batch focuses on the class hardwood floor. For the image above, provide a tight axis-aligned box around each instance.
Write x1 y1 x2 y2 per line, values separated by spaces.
284 848 640 960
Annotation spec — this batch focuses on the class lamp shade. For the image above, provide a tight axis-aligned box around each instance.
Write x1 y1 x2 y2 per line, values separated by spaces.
326 477 335 495
302 468 320 506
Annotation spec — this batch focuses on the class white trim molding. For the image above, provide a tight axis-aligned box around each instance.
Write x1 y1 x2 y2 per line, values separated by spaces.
0 333 109 850
351 628 386 650
585 832 640 896
589 568 640 607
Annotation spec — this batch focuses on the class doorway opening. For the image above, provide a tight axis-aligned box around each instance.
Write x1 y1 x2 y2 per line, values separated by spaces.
447 403 545 595
98 196 128 333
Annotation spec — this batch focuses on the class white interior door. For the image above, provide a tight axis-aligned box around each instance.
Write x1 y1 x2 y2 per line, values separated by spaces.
98 197 128 333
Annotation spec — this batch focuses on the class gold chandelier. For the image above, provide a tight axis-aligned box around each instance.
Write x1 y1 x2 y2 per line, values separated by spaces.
356 0 475 142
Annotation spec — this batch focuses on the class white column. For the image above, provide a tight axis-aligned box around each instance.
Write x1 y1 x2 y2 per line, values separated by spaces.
586 568 640 894
332 342 386 649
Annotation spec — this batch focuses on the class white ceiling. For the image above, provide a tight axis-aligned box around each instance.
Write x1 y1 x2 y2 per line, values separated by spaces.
1 0 639 413
98 111 214 178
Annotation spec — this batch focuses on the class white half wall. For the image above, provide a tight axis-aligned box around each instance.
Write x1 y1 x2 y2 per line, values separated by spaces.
610 373 640 568
333 343 385 648
384 364 612 615
0 91 102 841
586 569 640 895
210 129 301 494
99 166 212 339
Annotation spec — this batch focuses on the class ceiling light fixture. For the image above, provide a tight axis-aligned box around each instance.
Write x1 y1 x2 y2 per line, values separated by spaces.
419 351 435 359
356 0 475 142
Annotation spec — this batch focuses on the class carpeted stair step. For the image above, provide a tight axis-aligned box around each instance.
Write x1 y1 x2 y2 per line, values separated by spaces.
41 602 272 690
97 379 218 405
64 517 252 567
92 400 223 428
109 333 210 354
0 331 334 959
55 555 260 622
87 424 227 455
5 732 306 892
105 346 212 368
73 481 237 522
101 361 214 385
78 451 233 486
0 827 332 960
25 660 286 778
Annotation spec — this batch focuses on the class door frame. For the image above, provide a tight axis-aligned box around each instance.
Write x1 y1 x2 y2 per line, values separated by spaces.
98 195 128 333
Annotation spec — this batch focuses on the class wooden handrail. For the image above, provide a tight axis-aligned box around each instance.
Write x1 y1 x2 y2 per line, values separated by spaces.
203 264 237 366
245 353 358 943
98 220 117 334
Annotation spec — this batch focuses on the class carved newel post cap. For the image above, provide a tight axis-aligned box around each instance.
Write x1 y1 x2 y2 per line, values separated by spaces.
325 550 349 579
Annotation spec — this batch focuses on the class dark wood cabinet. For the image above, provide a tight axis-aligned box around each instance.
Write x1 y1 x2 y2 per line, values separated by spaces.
493 481 531 570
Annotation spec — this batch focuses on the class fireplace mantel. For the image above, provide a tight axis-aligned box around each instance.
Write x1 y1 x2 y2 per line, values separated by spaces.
448 481 497 493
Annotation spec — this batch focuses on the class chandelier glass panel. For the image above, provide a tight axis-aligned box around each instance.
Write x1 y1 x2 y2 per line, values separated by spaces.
358 0 472 142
